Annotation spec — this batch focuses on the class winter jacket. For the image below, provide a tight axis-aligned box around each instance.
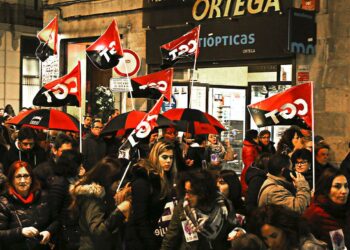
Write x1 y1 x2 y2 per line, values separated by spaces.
161 199 233 250
0 190 58 250
241 140 260 197
49 175 80 249
33 158 56 190
125 167 166 250
187 144 209 170
245 165 267 215
2 141 47 175
303 195 350 249
315 161 335 184
258 173 311 214
71 182 125 250
82 133 106 171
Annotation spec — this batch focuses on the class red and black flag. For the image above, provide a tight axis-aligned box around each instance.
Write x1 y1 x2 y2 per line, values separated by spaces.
247 83 312 129
86 20 124 70
35 16 58 62
33 62 81 107
118 97 164 159
160 26 200 69
128 68 173 101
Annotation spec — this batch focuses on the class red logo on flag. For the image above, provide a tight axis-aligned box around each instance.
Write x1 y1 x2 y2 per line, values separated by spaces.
160 26 200 69
248 83 312 129
130 68 173 101
33 62 81 107
86 20 124 70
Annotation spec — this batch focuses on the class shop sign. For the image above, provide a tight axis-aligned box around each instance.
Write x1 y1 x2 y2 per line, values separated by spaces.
301 0 319 11
146 14 289 64
109 77 132 92
192 0 282 21
288 8 316 55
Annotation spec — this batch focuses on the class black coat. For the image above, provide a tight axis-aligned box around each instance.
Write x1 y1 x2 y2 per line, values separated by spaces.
82 133 106 171
33 158 56 190
0 190 58 250
2 142 47 175
259 141 276 154
245 165 267 215
125 167 166 250
340 152 350 182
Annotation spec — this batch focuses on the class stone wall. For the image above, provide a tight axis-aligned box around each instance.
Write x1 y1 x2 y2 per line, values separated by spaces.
297 0 350 164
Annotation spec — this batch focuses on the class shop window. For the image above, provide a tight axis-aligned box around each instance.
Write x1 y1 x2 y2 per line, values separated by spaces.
280 64 293 81
197 67 248 86
22 57 40 108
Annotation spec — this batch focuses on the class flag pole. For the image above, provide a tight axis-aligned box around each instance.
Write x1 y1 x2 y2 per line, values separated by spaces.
189 25 200 109
311 82 315 192
79 106 82 153
121 59 135 110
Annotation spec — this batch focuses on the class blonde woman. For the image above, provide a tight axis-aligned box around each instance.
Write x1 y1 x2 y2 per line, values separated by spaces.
125 155 170 250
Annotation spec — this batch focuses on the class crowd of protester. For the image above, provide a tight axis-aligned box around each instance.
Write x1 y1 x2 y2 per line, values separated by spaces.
0 107 349 250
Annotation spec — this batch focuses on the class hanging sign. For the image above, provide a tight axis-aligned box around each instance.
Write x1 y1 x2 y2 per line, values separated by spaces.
109 77 132 92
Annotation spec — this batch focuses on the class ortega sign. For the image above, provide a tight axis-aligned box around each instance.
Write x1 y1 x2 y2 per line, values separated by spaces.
192 0 282 21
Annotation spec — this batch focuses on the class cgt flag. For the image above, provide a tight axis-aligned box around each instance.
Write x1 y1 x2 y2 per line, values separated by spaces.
86 20 124 70
33 62 81 107
248 83 312 129
160 26 200 69
128 68 173 101
35 16 58 62
119 96 164 159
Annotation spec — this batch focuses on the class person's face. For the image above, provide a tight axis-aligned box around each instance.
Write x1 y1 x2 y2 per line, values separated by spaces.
149 133 158 143
316 148 329 165
0 109 3 116
19 139 35 152
208 134 217 144
91 122 103 137
294 158 310 173
304 141 313 151
84 117 92 127
259 133 271 146
217 178 229 198
164 128 177 141
261 224 286 250
13 167 32 197
329 175 349 205
185 181 198 208
292 133 303 150
159 149 174 172
53 142 73 158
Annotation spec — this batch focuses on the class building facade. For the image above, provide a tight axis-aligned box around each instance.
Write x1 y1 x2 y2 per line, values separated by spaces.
0 0 42 112
39 0 349 164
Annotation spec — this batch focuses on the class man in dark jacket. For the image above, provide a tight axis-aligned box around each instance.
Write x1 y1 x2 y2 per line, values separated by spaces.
33 133 74 189
315 142 335 183
2 127 47 175
82 120 106 171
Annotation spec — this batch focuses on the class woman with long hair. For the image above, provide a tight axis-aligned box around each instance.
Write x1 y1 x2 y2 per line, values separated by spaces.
216 169 245 214
69 156 131 250
125 157 168 250
149 140 176 199
249 204 327 250
303 167 350 248
276 126 304 157
0 161 57 250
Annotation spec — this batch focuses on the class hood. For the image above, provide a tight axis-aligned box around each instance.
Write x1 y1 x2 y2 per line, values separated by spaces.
70 182 105 199
245 166 266 184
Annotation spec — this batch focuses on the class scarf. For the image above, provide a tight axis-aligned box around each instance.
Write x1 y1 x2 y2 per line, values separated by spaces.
9 187 34 204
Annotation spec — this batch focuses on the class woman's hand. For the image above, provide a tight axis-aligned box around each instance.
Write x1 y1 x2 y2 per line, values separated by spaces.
22 226 39 238
117 200 131 221
39 231 51 244
290 172 306 187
